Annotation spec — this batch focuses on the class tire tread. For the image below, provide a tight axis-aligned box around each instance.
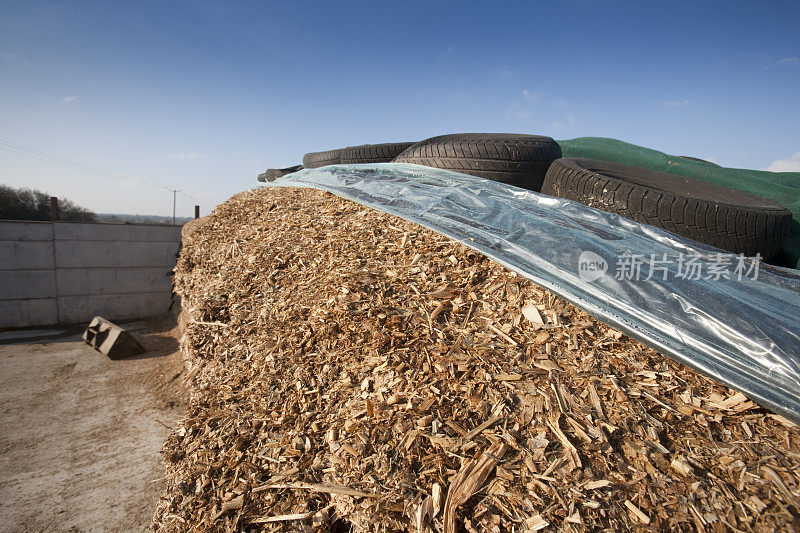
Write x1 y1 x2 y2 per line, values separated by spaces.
542 158 791 258
394 133 562 190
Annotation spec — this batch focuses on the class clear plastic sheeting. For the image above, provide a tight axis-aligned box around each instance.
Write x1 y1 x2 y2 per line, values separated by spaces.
268 163 800 423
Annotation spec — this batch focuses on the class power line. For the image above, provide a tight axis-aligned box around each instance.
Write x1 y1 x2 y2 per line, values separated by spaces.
179 190 196 202
0 138 160 188
0 138 126 176
0 138 193 197
0 143 127 181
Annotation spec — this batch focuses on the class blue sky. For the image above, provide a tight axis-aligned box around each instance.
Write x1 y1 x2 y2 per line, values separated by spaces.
1 0 799 217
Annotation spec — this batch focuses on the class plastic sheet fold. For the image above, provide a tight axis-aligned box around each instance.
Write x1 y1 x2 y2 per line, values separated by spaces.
268 163 800 423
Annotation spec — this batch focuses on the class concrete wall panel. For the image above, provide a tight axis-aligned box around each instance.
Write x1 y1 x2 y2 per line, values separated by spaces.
57 292 172 324
56 267 173 296
54 223 181 242
0 270 57 300
54 241 179 268
0 220 180 328
0 222 53 241
0 241 54 270
0 298 58 328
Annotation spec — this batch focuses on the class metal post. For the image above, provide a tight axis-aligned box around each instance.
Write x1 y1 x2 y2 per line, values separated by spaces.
50 197 58 222
195 205 200 219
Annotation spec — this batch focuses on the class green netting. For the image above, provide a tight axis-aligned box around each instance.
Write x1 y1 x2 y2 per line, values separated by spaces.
557 137 800 269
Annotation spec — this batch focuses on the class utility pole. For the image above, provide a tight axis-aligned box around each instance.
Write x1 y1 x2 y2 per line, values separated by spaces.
167 188 180 225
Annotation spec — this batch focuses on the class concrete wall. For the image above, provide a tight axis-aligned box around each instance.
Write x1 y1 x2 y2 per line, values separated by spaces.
0 221 181 328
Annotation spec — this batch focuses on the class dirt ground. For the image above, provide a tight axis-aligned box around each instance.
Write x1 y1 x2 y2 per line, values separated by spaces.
0 312 185 532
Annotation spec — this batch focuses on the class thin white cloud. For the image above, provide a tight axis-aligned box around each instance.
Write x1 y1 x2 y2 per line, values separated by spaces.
505 101 530 120
62 96 77 103
4 52 29 66
765 56 799 69
522 89 538 101
664 99 689 107
497 66 516 79
551 114 577 130
763 152 800 172
166 152 209 160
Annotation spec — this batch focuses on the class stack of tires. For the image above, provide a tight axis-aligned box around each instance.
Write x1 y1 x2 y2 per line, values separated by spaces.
283 133 793 260
300 134 562 191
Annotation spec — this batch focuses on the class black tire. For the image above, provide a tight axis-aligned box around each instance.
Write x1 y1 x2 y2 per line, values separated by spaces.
302 148 345 169
340 142 416 164
393 133 562 191
257 165 303 182
541 158 792 259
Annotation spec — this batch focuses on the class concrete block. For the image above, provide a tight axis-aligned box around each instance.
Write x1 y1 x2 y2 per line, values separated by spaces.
54 223 182 242
82 316 146 359
57 292 173 324
0 221 53 241
54 241 179 268
0 241 54 270
56 267 173 296
0 298 58 328
0 270 56 300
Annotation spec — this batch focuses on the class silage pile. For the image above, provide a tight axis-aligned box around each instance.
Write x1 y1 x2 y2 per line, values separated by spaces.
153 187 800 532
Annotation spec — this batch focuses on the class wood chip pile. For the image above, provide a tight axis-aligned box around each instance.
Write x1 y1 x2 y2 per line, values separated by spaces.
152 187 800 532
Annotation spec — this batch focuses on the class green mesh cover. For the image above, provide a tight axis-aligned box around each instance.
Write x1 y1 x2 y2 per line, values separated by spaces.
557 137 800 269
